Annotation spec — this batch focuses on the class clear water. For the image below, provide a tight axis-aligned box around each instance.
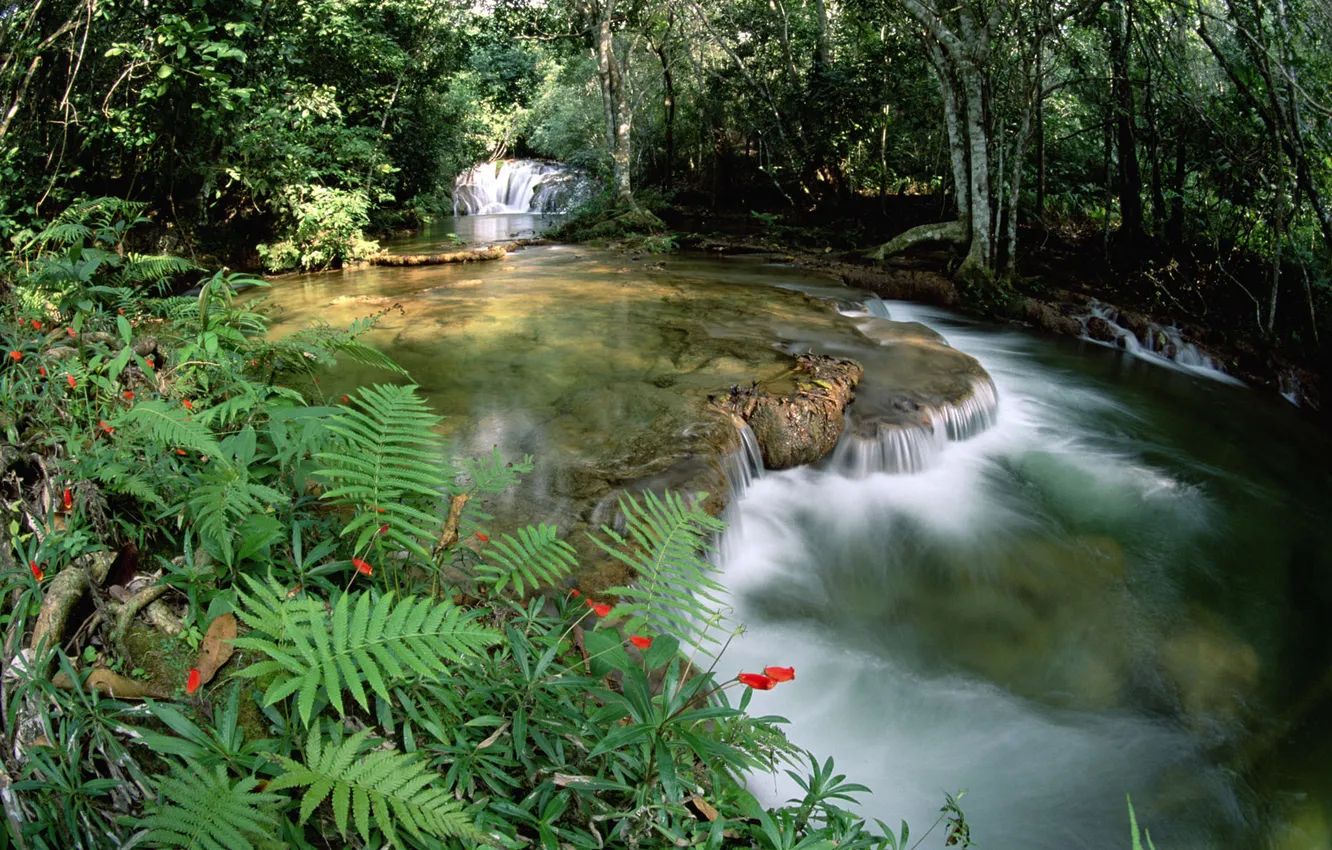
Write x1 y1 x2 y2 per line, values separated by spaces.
263 232 1332 849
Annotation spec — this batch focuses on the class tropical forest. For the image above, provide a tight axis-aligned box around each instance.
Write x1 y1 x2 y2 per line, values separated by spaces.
1 0 1330 847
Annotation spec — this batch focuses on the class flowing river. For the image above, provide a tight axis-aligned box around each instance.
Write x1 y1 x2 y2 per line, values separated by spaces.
264 216 1332 850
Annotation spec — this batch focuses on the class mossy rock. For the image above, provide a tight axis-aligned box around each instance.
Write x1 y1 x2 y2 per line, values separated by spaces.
554 206 668 242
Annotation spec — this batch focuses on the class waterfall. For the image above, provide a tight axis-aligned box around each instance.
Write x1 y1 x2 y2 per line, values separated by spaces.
722 422 766 499
453 160 592 216
1074 300 1242 385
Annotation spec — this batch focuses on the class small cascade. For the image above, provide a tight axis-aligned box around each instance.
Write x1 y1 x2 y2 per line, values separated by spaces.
1074 300 1242 384
453 160 592 216
721 422 766 499
831 377 1000 477
864 296 892 319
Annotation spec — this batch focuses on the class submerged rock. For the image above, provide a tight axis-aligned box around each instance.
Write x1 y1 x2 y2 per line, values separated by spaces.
717 354 863 470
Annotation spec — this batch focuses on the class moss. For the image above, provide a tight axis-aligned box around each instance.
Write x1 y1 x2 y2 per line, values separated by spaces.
553 206 668 242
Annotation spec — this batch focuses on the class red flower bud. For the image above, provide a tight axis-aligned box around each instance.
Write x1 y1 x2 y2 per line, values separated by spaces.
629 635 652 649
67 327 75 338
145 357 154 368
763 666 795 682
352 558 373 576
587 601 611 617
62 488 72 511
186 668 201 694
476 532 489 542
8 351 20 362
30 320 40 330
123 390 134 400
571 589 581 597
182 399 193 410
176 448 187 456
738 673 777 690
377 524 389 535
98 421 114 434
38 366 46 377
29 561 43 582
341 395 349 403
117 308 124 315
66 373 76 389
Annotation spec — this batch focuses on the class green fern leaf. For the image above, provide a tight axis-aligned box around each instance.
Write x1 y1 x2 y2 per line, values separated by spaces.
592 491 727 645
270 727 478 847
476 524 578 595
232 577 499 726
134 762 282 850
115 400 223 459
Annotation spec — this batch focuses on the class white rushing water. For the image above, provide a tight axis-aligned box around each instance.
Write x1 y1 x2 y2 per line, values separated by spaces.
452 160 592 216
1074 300 1244 386
714 301 1247 850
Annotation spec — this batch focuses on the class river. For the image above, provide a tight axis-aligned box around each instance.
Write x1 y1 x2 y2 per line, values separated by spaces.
263 215 1332 850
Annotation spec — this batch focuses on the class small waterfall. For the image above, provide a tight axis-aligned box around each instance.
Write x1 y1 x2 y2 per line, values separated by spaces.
1074 300 1242 385
864 296 892 319
453 160 592 216
722 422 766 499
831 377 1000 477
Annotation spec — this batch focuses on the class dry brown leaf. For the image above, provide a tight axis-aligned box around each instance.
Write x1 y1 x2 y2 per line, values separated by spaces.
685 796 719 822
53 668 169 700
476 721 510 751
193 612 236 686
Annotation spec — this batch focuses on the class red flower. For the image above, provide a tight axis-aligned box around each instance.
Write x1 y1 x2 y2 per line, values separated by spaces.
182 399 193 410
176 448 187 456
8 351 20 362
67 327 75 338
62 488 72 511
377 524 389 535
586 600 612 617
341 395 349 403
373 506 386 514
145 357 154 368
764 666 795 682
186 668 201 694
571 589 581 597
629 635 652 649
352 558 373 576
38 366 46 377
312 377 319 383
738 673 777 690
29 561 43 582
30 320 40 330
476 532 489 542
98 421 114 434
66 373 75 389
123 391 134 400
117 308 124 315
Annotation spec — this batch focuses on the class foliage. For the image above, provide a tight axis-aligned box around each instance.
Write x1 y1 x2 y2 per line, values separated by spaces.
257 186 382 272
131 762 283 850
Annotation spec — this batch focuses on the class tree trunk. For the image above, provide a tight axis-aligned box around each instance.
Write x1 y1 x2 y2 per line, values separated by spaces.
1168 125 1185 246
655 42 675 189
959 63 991 278
1111 0 1144 248
928 42 969 221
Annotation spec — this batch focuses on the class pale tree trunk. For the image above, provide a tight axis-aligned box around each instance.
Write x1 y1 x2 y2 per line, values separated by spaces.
958 62 991 278
928 41 969 221
591 1 635 208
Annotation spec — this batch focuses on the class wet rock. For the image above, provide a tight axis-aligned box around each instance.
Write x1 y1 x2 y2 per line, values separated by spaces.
1015 298 1084 337
1085 316 1118 343
1118 309 1154 344
718 354 863 470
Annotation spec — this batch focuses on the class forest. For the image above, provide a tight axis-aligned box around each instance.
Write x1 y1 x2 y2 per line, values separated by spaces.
1 0 1330 847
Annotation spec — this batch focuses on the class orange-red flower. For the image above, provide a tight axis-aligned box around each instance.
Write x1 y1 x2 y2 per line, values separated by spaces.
29 561 43 582
764 666 795 682
30 320 40 330
38 366 46 377
738 673 777 690
182 399 193 410
66 327 75 338
66 373 75 389
145 357 154 368
123 390 134 400
186 668 201 694
570 589 581 597
352 558 373 576
98 421 114 434
476 532 489 542
62 488 72 511
586 600 612 617
117 308 124 315
176 448 187 456
377 524 389 535
8 351 20 362
629 635 652 649
341 395 349 403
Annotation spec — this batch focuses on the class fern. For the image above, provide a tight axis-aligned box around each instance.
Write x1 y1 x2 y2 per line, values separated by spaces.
133 762 282 850
187 473 286 566
232 575 500 725
317 385 454 561
592 491 727 645
115 401 223 460
282 317 409 377
270 727 478 847
94 462 167 508
476 524 578 595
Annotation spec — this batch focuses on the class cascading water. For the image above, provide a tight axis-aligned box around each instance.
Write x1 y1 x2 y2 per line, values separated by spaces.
711 298 1315 850
452 160 592 216
1073 299 1242 385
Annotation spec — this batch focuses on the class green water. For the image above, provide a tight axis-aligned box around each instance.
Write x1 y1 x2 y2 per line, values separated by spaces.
262 217 1332 849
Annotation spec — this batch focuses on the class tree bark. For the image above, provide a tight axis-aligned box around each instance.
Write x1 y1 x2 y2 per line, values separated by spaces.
1110 0 1144 248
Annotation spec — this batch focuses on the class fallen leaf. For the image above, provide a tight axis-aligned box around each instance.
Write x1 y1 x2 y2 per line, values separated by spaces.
193 612 236 686
686 796 719 822
476 721 510 750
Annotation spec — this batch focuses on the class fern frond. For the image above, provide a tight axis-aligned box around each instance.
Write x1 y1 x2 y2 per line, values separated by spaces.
94 463 167 508
115 401 223 459
119 253 199 290
285 318 409 377
316 385 452 561
593 491 727 645
134 762 282 850
232 579 499 726
476 524 578 595
270 727 478 847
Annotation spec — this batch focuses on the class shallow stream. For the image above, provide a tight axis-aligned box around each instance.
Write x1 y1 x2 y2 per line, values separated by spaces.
264 216 1332 849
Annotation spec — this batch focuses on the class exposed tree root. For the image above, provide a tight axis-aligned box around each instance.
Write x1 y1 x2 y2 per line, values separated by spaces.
29 566 90 655
113 585 171 661
869 218 968 261
370 244 507 266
